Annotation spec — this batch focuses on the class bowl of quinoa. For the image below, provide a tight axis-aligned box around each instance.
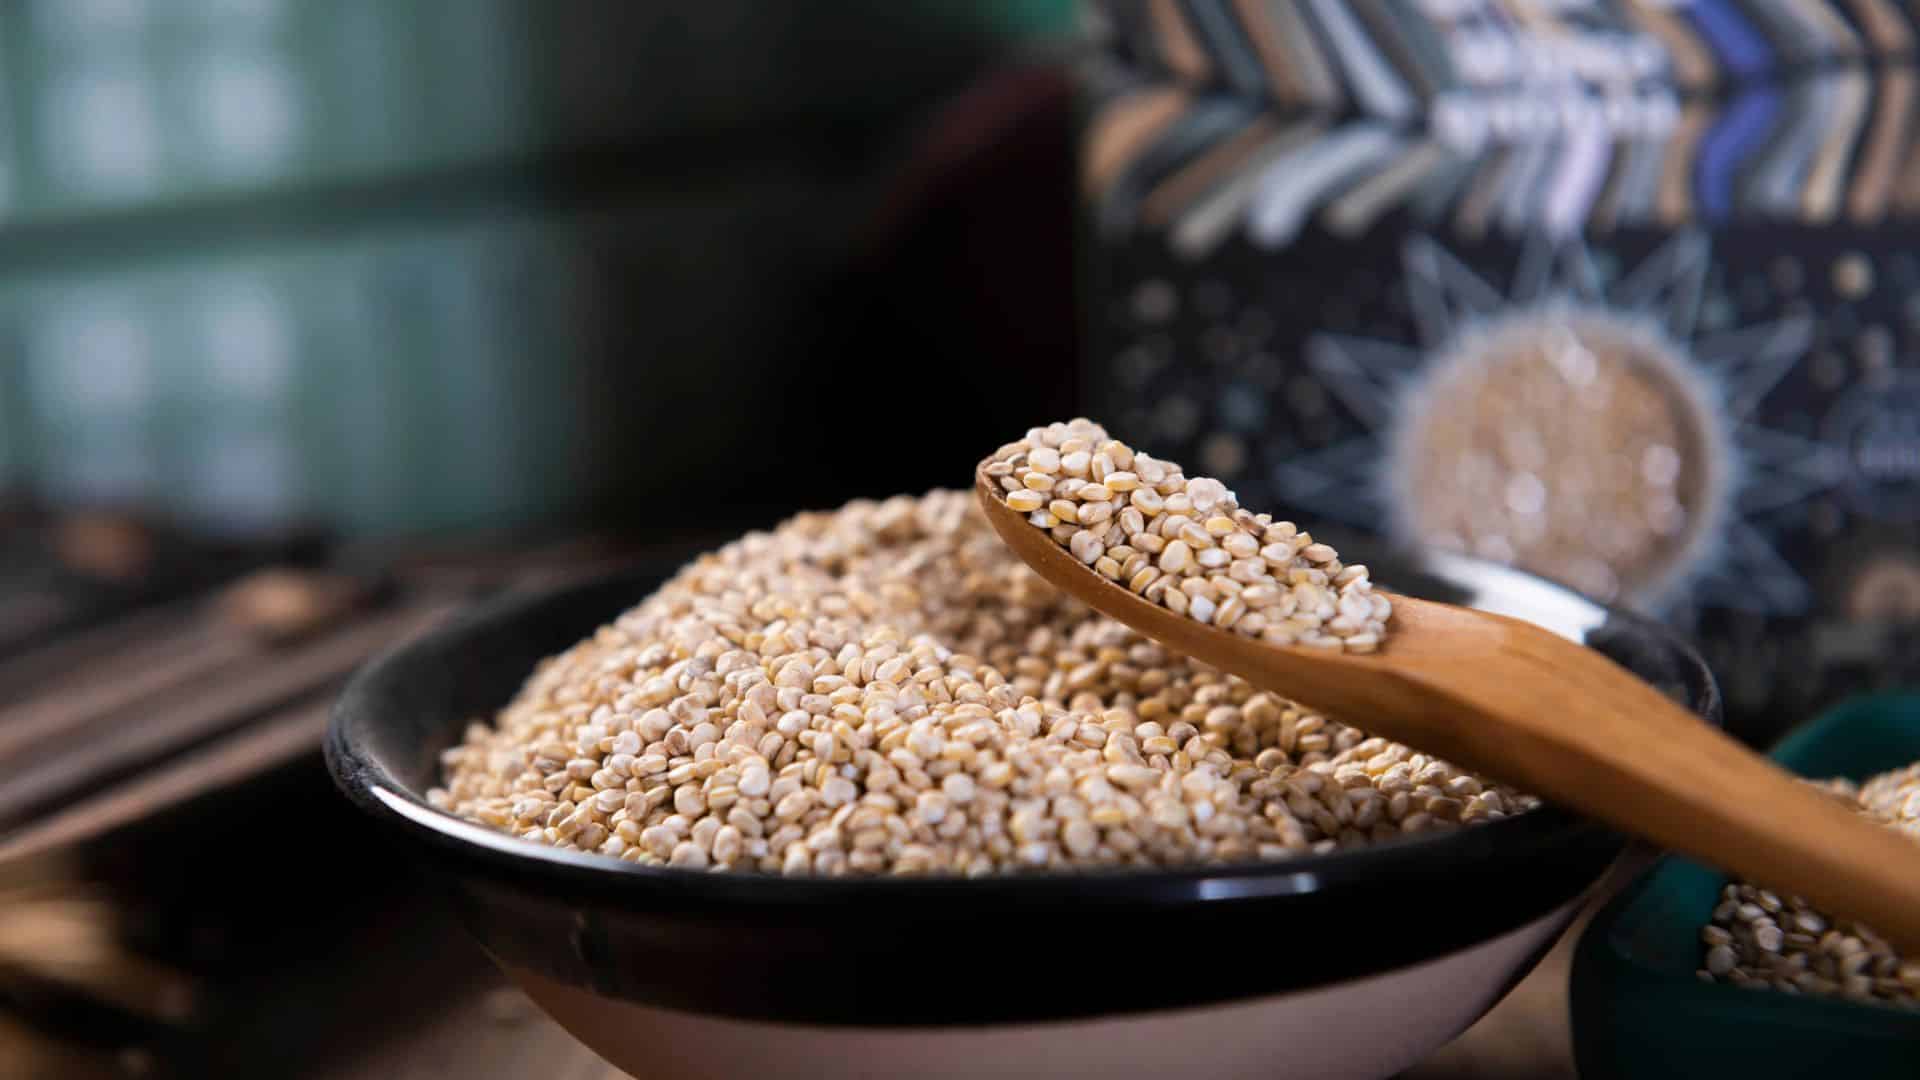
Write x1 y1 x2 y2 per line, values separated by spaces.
328 421 1720 1080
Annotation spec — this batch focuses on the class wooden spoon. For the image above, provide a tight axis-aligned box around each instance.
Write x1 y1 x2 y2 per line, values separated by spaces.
975 469 1920 951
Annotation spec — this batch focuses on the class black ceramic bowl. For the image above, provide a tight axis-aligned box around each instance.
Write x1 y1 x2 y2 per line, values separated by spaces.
328 547 1719 1080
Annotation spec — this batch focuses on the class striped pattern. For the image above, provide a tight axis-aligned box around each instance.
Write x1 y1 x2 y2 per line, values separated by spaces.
1097 0 1913 101
1087 0 1920 248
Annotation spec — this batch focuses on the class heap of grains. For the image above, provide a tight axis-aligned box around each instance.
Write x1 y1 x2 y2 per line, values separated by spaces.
1697 763 1920 1009
433 480 1531 876
984 419 1389 652
432 417 1537 875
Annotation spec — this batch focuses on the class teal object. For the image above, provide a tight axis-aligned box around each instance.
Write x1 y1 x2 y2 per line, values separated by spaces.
0 0 1069 224
0 181 856 536
0 0 1070 537
1571 694 1920 1079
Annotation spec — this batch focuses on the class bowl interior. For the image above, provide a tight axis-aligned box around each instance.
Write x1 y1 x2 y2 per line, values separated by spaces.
333 541 1711 853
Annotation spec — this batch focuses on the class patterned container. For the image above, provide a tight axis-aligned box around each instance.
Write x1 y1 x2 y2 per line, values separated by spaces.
1083 0 1920 744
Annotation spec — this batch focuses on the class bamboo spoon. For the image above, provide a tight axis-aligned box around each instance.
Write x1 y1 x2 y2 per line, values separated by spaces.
975 468 1920 952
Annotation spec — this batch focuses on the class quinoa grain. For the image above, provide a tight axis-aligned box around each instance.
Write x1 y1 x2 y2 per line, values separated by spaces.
433 477 1523 875
985 419 1387 651
1695 764 1920 1010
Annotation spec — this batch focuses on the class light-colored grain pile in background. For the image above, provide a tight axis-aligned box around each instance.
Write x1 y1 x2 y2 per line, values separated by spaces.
1393 314 1712 606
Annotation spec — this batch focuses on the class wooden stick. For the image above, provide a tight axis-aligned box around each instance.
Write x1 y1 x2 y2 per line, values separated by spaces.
0 703 332 866
0 604 450 831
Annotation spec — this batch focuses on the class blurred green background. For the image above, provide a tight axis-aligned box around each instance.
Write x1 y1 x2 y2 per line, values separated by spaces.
0 0 1077 536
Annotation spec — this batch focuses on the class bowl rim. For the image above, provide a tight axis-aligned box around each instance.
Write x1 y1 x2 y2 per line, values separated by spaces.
326 551 1720 909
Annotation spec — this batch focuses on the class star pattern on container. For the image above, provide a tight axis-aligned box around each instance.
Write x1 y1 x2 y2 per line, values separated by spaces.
1278 229 1836 616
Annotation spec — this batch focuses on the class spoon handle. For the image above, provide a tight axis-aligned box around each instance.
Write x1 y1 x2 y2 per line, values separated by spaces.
972 474 1920 950
1400 633 1920 954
